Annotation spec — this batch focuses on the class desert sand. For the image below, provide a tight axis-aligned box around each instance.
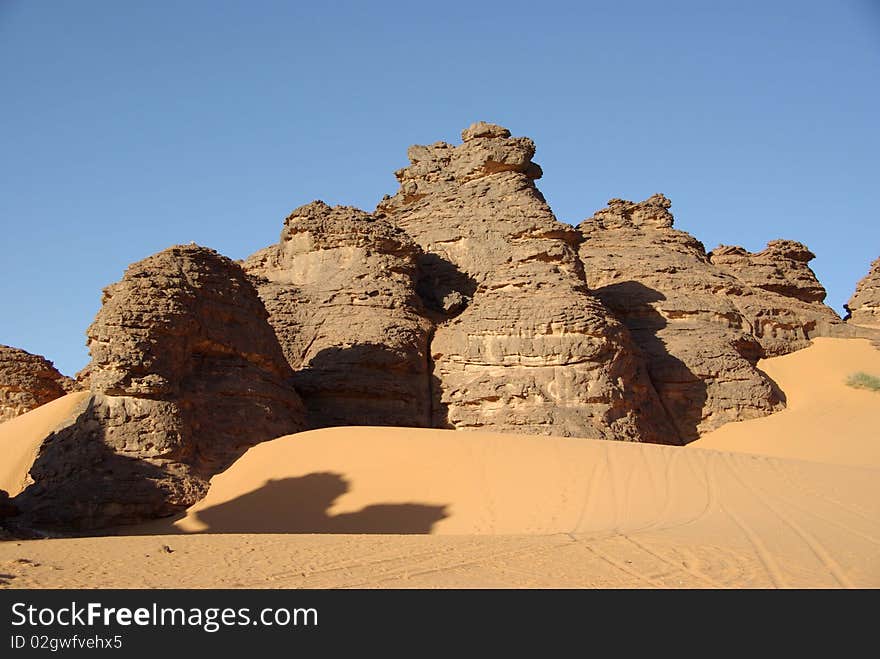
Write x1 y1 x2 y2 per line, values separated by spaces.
692 337 880 466
0 391 88 497
0 338 877 588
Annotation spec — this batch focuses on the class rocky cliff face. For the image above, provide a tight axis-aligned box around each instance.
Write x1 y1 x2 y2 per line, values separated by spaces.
0 346 76 423
708 241 842 356
577 195 784 440
846 258 880 326
242 201 434 428
376 123 676 443
13 245 305 529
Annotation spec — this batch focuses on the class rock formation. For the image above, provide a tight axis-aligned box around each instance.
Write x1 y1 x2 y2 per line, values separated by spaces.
0 345 77 423
13 245 305 529
709 240 826 302
577 195 784 440
708 241 842 356
376 123 676 443
7 121 872 533
242 201 434 428
846 258 880 326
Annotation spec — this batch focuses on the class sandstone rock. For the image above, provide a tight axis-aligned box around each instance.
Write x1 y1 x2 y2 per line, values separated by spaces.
707 241 843 356
242 201 434 428
461 121 511 141
377 123 676 443
846 258 880 326
579 195 788 440
14 245 305 529
0 345 77 423
709 240 826 303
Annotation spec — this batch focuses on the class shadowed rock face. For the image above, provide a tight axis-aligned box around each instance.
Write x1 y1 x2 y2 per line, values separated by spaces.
376 123 676 443
242 201 434 428
708 241 842 356
0 346 77 422
13 245 305 529
846 257 880 326
578 195 784 440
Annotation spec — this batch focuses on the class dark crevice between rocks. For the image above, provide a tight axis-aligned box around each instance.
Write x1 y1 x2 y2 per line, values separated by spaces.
593 281 707 444
425 325 438 430
413 251 477 429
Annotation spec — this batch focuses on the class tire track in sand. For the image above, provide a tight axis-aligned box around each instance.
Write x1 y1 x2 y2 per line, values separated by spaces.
748 459 880 548
622 535 721 588
766 458 879 527
721 452 854 588
336 537 570 588
577 540 666 588
707 452 786 588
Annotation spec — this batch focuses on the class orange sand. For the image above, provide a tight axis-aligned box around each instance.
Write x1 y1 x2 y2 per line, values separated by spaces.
0 391 88 497
1 338 877 588
692 338 880 467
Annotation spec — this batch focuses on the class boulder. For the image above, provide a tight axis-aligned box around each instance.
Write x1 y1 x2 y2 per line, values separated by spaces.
13 245 305 529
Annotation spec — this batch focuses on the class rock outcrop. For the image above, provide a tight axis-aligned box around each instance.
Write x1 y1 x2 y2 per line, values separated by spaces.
376 123 676 443
846 258 880 326
708 241 842 356
709 240 827 303
577 195 784 440
242 201 434 428
0 346 77 423
13 245 305 529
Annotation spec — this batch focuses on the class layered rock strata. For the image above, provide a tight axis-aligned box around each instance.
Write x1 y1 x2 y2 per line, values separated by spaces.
577 195 785 440
708 241 842 356
376 123 676 442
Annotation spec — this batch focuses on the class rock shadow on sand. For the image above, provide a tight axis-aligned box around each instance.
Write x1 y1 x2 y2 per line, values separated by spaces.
189 472 449 534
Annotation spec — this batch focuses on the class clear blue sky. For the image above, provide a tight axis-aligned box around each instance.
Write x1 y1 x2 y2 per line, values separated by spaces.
2 0 878 377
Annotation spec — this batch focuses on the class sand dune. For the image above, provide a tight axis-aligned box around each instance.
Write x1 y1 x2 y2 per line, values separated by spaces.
163 427 875 540
2 434 878 587
1 338 878 588
0 391 87 497
692 338 880 466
